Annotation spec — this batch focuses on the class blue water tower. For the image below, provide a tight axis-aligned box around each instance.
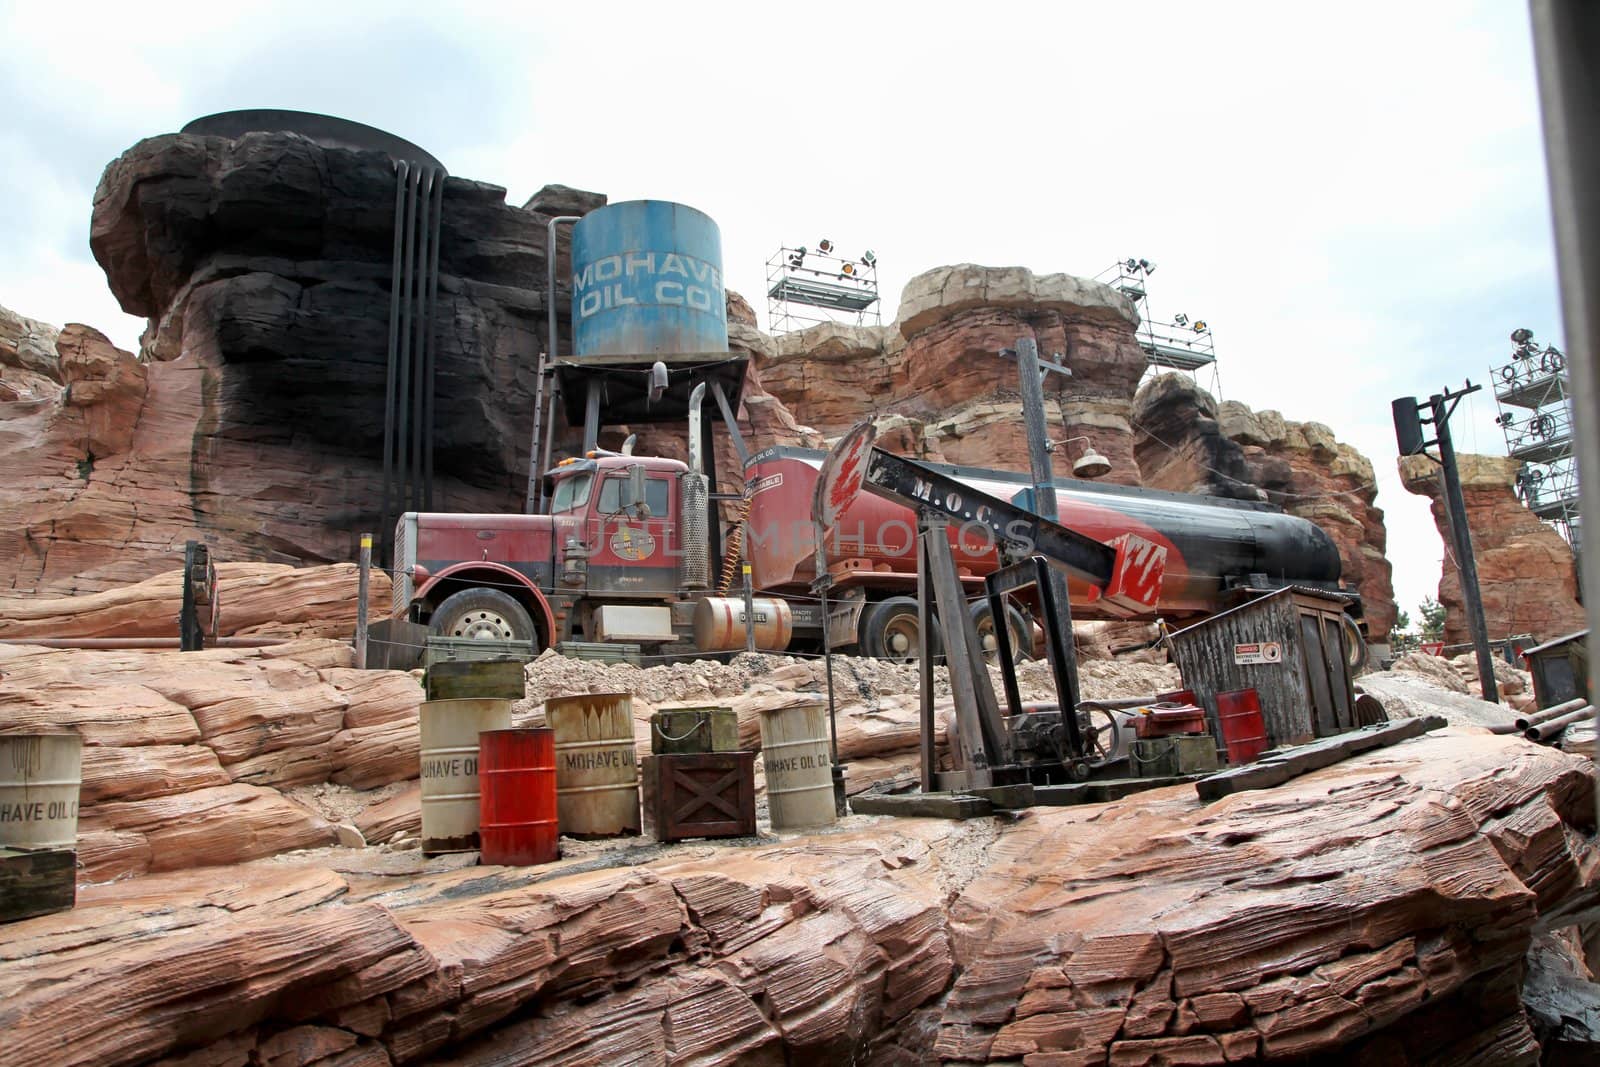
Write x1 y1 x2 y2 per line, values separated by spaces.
569 200 729 357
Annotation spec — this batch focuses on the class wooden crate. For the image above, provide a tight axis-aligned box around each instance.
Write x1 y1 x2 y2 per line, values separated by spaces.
642 752 756 843
0 848 75 924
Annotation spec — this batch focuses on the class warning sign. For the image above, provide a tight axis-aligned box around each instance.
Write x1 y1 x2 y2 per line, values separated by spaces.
1234 641 1283 665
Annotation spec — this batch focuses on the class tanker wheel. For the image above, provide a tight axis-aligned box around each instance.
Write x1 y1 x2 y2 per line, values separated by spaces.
430 587 539 648
970 600 1030 664
862 596 942 663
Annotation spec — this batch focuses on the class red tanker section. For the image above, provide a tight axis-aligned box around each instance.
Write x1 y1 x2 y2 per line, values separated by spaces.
744 447 1346 622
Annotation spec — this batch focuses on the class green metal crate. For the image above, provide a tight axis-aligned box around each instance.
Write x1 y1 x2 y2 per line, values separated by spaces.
557 641 643 666
1129 736 1220 779
423 636 537 671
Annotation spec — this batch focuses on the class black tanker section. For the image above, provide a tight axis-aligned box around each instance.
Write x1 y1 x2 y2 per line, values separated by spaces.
750 446 1349 613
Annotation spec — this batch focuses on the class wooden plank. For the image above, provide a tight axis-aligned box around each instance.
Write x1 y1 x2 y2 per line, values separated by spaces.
917 519 937 791
1033 776 1203 805
848 792 993 820
1195 717 1445 801
966 783 1035 809
0 848 76 924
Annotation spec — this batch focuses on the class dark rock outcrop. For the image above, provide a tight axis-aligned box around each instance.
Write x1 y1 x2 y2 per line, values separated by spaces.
1133 374 1397 640
1 131 608 593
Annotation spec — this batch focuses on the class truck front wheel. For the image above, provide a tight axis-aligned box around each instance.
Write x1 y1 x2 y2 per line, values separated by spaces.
430 587 539 648
861 596 942 663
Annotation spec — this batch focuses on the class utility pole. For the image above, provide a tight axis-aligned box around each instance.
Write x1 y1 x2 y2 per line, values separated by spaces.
1007 337 1086 715
1013 336 1064 516
1393 384 1499 703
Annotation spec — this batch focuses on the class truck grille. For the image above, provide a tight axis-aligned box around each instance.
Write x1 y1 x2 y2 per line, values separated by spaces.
392 513 416 618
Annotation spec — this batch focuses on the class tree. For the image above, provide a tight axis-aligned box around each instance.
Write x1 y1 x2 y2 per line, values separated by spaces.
1394 608 1412 634
1418 597 1446 641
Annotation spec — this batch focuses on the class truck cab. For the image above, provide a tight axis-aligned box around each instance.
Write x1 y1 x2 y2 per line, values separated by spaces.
393 453 693 653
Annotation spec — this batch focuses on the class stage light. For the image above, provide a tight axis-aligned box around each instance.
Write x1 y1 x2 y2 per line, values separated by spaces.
861 250 876 267
841 262 855 276
1192 320 1208 333
818 239 834 254
1124 258 1138 273
1173 313 1188 327
1510 328 1533 344
1139 258 1156 274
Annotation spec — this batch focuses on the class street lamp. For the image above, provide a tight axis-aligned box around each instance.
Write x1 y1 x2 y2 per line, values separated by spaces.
1048 435 1113 478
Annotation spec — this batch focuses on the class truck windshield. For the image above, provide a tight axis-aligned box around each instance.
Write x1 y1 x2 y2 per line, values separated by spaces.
550 473 593 512
598 474 671 517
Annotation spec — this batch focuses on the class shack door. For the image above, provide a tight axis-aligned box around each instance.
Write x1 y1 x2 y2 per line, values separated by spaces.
587 471 677 596
1297 606 1356 736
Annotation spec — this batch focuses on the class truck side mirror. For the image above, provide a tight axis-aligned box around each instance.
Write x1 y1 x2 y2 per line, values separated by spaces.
620 464 648 514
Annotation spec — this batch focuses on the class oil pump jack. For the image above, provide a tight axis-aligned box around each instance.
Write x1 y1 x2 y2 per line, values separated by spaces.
816 404 1167 790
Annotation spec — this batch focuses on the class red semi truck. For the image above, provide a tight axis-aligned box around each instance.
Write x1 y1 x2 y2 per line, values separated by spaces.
392 427 1353 661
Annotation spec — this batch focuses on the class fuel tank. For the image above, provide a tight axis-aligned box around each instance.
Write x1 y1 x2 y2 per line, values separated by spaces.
743 446 1344 620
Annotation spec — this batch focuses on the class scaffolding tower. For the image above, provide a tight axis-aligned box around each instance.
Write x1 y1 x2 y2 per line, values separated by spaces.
1493 328 1580 547
766 242 881 335
1094 258 1221 396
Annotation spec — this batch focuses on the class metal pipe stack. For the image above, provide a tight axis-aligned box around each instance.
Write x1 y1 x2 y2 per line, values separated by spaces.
381 158 448 563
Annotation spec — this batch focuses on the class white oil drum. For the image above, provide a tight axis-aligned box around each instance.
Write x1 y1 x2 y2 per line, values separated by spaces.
419 698 511 854
758 697 836 830
546 693 641 837
0 732 83 850
692 596 794 652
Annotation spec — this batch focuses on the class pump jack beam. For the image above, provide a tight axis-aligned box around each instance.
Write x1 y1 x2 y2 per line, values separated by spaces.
821 418 1167 794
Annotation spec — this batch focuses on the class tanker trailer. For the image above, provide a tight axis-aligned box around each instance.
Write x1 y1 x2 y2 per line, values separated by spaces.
741 445 1353 660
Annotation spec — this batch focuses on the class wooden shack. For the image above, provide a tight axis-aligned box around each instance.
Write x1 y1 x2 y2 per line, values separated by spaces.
1167 588 1359 748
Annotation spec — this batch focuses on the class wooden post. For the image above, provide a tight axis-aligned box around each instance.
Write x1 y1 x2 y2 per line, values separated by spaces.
918 521 937 791
356 533 372 670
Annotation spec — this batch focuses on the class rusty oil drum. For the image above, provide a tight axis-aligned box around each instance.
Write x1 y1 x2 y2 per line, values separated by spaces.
419 698 512 854
545 693 641 837
758 696 836 830
478 728 559 866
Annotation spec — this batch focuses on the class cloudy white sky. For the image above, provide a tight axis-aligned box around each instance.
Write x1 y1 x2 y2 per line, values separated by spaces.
0 1 1565 628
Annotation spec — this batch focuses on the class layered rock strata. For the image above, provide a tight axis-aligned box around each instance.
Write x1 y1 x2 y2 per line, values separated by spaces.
0 727 1590 1066
1399 452 1585 645
1132 373 1397 640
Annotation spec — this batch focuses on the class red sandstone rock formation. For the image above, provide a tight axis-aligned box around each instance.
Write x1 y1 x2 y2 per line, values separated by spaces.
1132 373 1398 640
0 305 61 401
0 562 387 640
0 725 1590 1065
759 265 1148 487
1400 452 1585 645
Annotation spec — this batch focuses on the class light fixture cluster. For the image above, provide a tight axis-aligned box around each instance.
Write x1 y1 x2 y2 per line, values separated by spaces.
785 240 878 279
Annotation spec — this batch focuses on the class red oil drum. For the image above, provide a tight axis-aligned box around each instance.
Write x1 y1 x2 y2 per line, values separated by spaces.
478 728 559 866
1216 688 1269 765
